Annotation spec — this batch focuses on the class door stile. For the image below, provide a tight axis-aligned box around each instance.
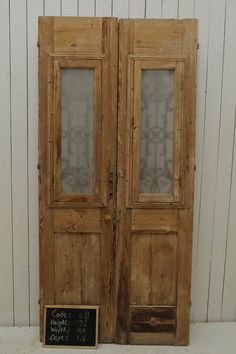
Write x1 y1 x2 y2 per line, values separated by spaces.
176 20 197 345
116 19 136 344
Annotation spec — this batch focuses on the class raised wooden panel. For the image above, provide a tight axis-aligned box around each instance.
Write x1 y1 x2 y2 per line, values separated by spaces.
129 307 176 345
132 209 178 232
55 233 100 304
129 307 176 333
53 17 103 54
133 20 183 56
130 234 177 305
53 209 101 233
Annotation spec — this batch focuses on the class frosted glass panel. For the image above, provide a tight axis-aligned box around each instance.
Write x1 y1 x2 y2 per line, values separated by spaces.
140 69 174 194
61 68 94 193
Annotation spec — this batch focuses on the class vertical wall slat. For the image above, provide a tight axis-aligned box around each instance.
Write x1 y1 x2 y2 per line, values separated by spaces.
162 0 178 18
145 0 162 18
61 0 78 16
129 0 145 18
0 0 14 326
222 124 236 320
113 0 129 18
79 0 95 16
217 0 236 321
45 0 61 15
27 0 43 326
178 0 194 18
192 0 226 323
10 0 29 325
205 0 229 321
190 0 211 322
96 0 112 16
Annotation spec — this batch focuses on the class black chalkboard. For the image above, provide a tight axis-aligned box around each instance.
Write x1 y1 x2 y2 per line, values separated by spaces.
43 305 99 348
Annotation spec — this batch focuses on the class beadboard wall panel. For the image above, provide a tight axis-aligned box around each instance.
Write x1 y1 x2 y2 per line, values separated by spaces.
0 0 236 326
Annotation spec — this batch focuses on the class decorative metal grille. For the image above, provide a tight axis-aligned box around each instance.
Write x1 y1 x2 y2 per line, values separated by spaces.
61 68 94 193
140 69 174 194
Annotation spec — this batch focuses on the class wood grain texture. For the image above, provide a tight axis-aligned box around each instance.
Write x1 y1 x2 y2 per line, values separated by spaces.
1 0 236 334
117 18 197 345
55 233 101 304
39 17 118 343
53 17 103 53
115 19 133 344
130 234 177 305
176 20 197 345
129 307 176 333
132 209 178 232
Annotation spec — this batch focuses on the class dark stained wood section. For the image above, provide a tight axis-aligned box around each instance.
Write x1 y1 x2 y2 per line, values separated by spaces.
129 307 176 333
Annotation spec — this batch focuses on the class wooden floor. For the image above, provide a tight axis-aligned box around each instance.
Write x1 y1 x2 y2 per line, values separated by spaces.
0 323 235 353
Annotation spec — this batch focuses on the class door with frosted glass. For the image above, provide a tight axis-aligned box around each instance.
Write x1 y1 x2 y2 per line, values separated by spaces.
38 17 118 342
116 19 197 345
39 17 197 346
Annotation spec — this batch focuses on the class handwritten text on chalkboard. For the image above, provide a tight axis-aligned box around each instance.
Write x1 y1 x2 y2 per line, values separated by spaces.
44 305 99 348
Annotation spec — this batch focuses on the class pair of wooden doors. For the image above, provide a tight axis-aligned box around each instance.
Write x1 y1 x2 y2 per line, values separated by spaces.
39 17 197 345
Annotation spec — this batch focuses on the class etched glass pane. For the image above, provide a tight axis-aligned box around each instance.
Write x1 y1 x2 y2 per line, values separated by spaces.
140 69 174 194
61 68 94 193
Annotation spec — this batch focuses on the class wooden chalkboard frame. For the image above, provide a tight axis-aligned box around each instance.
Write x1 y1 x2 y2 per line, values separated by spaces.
43 305 99 349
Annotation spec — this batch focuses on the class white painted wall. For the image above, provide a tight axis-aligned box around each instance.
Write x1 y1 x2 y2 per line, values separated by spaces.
0 0 235 326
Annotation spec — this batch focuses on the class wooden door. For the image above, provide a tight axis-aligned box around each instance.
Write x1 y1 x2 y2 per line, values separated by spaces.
39 17 197 346
38 17 118 342
116 19 197 345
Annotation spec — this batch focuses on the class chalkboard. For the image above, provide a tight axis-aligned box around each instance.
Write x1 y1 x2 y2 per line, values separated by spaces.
43 305 99 348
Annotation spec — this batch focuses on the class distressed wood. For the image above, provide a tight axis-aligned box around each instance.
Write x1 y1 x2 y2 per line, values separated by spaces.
55 233 101 304
116 19 197 345
129 307 176 333
176 20 197 345
130 234 177 305
39 17 118 343
132 209 178 232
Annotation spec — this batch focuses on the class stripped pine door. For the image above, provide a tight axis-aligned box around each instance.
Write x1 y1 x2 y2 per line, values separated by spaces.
38 17 118 342
116 19 197 345
39 17 197 345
